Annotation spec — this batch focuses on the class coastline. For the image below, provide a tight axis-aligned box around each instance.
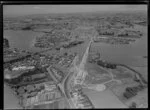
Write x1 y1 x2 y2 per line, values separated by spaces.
3 21 147 109
4 83 22 109
116 64 147 84
82 88 127 108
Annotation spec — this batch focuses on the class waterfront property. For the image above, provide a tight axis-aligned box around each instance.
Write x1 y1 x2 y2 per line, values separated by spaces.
3 8 147 109
21 83 62 108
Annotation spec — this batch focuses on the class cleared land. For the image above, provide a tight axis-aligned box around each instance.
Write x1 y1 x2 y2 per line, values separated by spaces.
111 66 134 80
84 63 112 84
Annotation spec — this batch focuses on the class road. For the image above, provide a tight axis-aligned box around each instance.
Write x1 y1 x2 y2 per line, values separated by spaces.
79 37 93 70
58 58 78 108
47 67 59 83
58 38 93 108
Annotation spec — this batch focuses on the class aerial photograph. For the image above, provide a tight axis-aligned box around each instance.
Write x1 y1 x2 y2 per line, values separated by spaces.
3 4 147 109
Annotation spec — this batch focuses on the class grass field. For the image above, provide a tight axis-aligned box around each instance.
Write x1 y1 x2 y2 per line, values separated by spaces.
84 62 112 84
85 63 110 75
111 66 134 80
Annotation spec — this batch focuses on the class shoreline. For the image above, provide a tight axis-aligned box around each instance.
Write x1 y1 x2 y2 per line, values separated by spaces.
82 87 127 108
3 25 147 108
4 83 22 109
116 64 147 84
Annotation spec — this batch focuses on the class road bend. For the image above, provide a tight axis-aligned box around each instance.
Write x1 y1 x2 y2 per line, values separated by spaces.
57 38 93 108
57 55 79 108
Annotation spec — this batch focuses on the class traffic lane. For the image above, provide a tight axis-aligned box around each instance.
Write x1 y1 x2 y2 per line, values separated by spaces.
64 71 75 99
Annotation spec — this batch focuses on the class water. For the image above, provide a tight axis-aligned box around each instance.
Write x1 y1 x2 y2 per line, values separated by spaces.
4 25 147 67
4 30 46 52
4 84 22 109
4 30 46 109
3 25 147 108
83 88 127 108
83 25 147 108
91 25 147 66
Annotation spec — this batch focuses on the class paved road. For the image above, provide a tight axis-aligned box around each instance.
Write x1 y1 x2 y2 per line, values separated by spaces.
79 37 93 70
47 67 58 83
75 37 93 84
58 55 79 108
58 38 93 108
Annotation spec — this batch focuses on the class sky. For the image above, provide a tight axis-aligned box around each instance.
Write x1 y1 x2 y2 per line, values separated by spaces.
3 5 147 17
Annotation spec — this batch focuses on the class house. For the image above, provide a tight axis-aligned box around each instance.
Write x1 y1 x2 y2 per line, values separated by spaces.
44 83 56 91
31 73 46 80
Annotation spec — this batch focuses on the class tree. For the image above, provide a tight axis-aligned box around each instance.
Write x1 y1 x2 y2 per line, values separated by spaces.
129 102 137 108
64 52 68 56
